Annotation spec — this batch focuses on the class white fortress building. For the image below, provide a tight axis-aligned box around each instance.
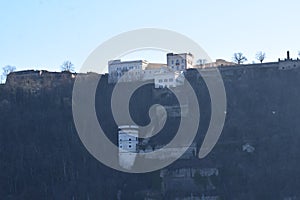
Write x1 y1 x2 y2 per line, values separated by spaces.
166 52 194 70
154 70 184 88
118 125 139 169
108 59 148 83
108 52 193 88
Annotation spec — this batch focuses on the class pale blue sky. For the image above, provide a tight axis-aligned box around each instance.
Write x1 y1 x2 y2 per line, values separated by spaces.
0 0 299 72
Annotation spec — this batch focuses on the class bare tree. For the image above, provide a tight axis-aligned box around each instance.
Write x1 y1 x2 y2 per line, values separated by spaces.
197 59 207 65
61 61 74 72
233 53 247 64
256 51 266 63
1 65 16 83
2 65 16 76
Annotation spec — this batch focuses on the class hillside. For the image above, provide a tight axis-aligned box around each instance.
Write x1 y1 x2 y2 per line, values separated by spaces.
1 59 300 199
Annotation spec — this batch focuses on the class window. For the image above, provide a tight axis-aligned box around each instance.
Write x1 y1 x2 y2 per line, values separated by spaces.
129 145 131 148
159 79 163 83
164 79 168 82
169 78 173 82
120 146 122 148
171 60 174 64
129 138 131 141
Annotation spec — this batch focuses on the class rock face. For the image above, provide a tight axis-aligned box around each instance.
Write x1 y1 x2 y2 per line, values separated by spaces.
1 60 300 199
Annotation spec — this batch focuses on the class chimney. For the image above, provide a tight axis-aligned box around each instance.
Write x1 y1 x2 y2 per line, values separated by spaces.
287 51 290 60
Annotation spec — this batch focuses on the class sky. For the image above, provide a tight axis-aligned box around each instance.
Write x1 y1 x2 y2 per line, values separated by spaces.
0 0 299 73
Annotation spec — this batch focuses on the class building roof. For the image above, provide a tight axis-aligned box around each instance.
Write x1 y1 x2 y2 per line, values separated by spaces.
167 52 194 58
194 59 236 68
145 63 167 70
108 59 148 65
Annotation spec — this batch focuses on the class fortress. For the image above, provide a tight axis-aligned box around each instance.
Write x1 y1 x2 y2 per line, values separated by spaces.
4 51 300 91
2 51 300 199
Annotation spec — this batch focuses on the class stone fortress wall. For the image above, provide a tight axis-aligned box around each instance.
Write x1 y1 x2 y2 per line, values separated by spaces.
4 51 300 91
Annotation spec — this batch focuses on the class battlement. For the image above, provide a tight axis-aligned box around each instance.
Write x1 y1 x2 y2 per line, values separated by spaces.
5 70 76 92
5 51 300 92
278 59 300 70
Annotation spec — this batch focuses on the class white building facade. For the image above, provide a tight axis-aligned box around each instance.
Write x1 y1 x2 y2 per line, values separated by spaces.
154 70 184 88
108 53 192 87
118 125 139 169
108 59 148 83
167 53 194 71
118 125 139 152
